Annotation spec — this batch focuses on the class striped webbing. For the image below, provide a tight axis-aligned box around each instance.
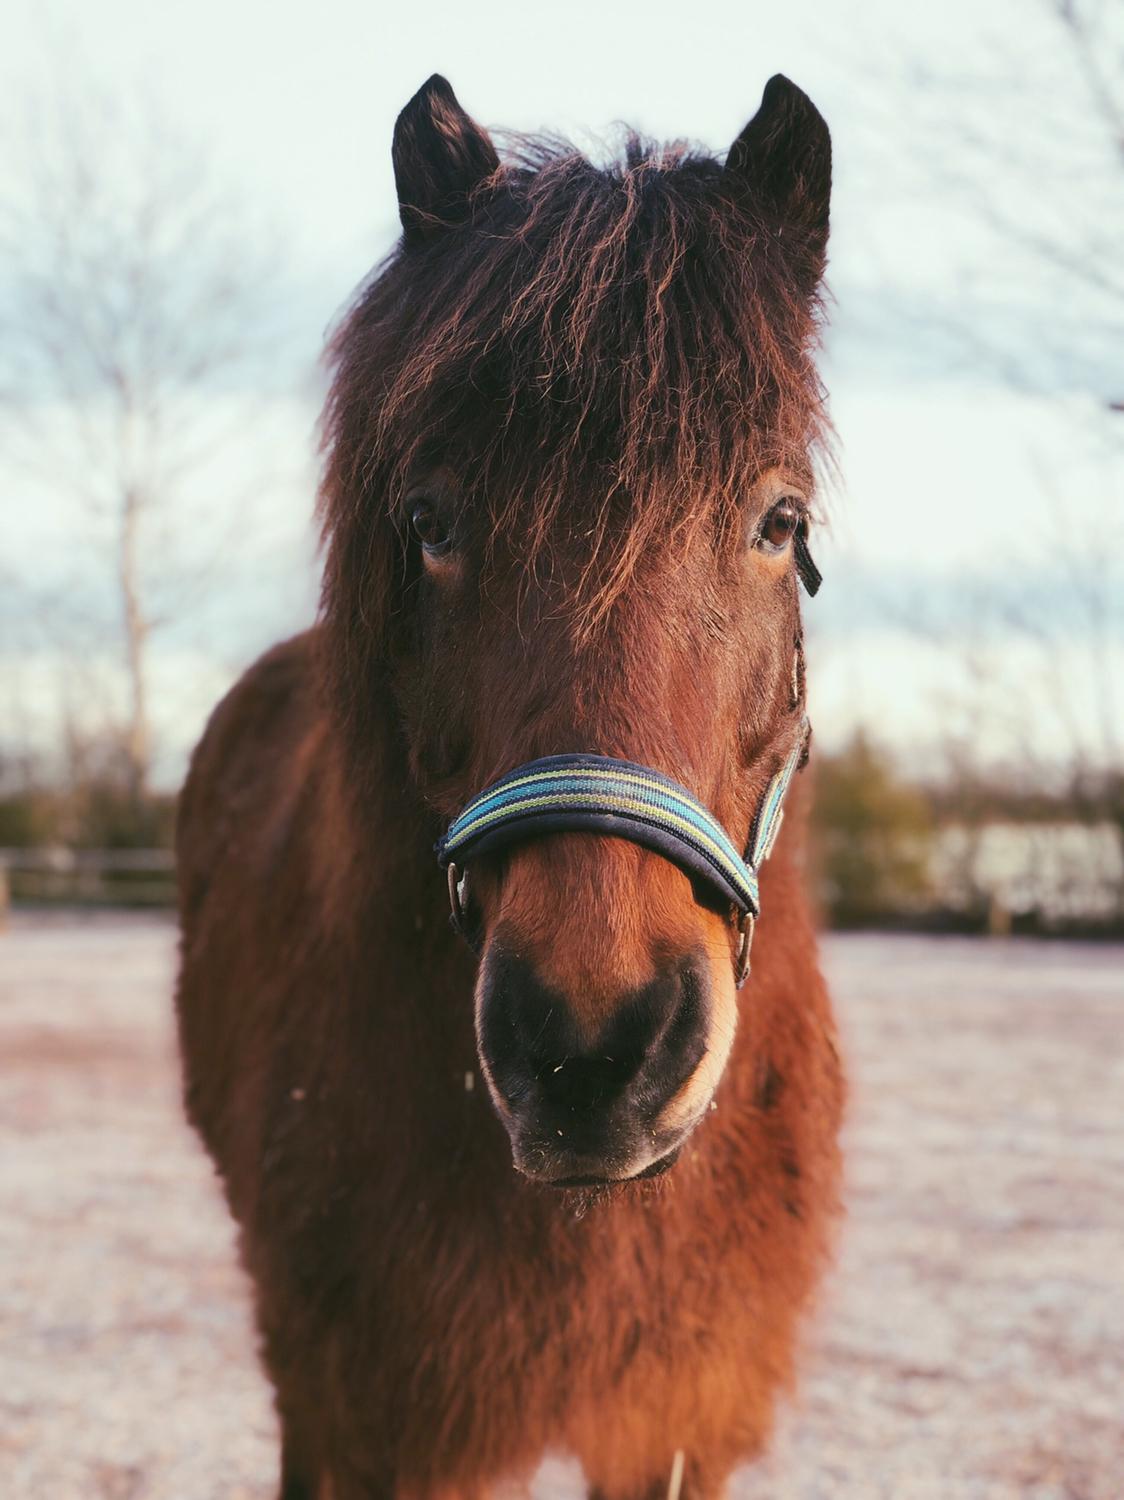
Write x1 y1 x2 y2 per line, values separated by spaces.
436 720 809 919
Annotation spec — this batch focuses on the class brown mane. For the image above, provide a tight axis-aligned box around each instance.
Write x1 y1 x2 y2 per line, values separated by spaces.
318 131 830 682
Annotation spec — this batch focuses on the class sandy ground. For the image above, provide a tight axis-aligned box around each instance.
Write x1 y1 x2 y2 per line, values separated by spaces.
1 915 1121 1499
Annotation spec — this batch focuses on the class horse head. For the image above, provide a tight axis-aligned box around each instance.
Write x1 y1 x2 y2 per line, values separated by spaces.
319 73 831 1185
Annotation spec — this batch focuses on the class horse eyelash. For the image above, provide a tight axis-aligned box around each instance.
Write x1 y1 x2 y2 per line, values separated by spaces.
794 524 822 596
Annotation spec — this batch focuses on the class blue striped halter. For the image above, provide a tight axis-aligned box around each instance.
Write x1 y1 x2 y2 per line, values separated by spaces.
436 718 810 987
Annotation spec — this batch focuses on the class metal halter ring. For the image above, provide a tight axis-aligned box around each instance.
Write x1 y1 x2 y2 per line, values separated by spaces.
447 862 468 937
733 910 756 990
447 862 485 954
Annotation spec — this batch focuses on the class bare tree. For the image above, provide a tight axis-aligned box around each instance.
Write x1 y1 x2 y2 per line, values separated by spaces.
847 0 1122 401
850 0 1123 771
943 2 1120 781
820 1 1124 927
0 84 290 799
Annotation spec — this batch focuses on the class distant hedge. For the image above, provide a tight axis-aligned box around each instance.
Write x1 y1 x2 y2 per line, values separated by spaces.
0 782 176 851
809 734 934 926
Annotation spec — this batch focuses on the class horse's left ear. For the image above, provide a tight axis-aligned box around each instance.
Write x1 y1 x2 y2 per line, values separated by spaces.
392 74 500 245
725 74 831 269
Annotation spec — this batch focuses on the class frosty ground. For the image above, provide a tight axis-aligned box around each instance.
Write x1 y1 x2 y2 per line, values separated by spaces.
1 915 1121 1499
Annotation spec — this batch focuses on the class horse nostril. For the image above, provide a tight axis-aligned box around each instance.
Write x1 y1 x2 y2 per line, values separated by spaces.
478 948 711 1121
532 1050 640 1110
659 965 707 1063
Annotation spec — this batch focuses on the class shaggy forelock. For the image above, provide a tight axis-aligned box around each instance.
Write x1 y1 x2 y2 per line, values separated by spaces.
319 130 830 626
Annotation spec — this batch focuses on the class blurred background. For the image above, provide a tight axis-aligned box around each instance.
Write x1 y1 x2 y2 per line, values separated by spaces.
1 0 1121 935
1 3 1121 1497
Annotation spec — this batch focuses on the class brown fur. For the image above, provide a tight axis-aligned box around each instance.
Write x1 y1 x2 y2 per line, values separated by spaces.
176 74 844 1500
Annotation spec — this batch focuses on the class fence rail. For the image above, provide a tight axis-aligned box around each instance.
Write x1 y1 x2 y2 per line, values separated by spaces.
0 847 176 922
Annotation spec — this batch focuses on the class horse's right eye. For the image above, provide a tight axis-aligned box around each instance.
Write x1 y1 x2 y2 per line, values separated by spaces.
410 501 452 556
757 498 802 553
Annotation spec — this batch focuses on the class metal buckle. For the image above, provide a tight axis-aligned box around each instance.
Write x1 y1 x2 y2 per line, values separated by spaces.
447 862 468 938
446 862 485 954
734 910 755 989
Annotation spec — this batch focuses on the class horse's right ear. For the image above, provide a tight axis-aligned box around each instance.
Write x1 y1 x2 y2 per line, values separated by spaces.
725 75 831 269
392 75 500 245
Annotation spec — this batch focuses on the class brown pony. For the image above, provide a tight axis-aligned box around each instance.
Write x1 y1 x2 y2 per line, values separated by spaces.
175 73 844 1500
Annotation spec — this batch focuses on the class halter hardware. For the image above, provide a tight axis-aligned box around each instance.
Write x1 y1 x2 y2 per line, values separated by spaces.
446 861 474 947
437 718 809 985
734 911 756 989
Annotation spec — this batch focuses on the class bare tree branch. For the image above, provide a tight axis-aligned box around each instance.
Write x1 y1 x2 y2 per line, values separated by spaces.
0 81 292 798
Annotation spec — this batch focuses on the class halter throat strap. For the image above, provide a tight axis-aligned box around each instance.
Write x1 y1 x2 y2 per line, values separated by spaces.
436 719 809 938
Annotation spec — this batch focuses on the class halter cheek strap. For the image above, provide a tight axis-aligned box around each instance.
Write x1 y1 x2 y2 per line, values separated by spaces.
436 718 810 987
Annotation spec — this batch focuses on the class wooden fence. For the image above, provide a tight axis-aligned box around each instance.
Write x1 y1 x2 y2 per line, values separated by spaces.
0 848 176 925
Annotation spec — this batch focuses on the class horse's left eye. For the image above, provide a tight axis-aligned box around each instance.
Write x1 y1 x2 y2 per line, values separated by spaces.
410 501 452 556
757 499 802 554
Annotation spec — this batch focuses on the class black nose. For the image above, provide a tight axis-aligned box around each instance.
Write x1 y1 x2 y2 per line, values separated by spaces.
477 947 711 1178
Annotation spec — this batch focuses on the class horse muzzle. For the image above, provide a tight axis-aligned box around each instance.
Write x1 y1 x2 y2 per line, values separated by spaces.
474 941 719 1185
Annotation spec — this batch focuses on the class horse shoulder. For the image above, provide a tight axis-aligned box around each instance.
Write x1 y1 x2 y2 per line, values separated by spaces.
174 629 339 1196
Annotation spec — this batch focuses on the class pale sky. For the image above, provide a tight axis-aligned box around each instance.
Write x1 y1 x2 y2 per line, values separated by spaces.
2 0 1121 784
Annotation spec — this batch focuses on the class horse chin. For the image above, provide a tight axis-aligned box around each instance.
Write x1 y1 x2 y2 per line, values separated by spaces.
522 1147 684 1217
508 1126 693 1192
546 1144 684 1192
